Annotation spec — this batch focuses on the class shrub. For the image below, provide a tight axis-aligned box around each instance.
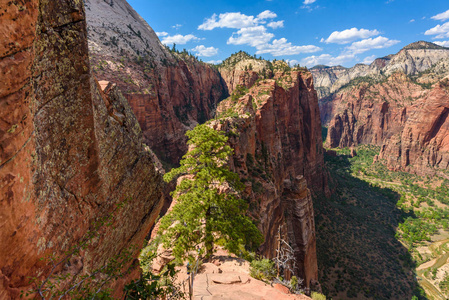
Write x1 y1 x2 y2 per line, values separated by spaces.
250 259 276 281
311 291 327 300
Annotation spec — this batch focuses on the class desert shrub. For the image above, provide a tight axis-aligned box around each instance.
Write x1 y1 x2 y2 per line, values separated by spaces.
311 291 327 300
249 259 276 281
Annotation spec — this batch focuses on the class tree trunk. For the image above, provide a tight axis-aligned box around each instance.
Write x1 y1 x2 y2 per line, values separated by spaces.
205 207 213 260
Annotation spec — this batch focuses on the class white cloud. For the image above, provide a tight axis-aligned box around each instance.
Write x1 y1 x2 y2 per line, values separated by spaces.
301 53 355 67
228 26 275 47
199 12 257 30
409 19 415 23
199 10 320 57
346 36 400 54
303 0 316 4
191 45 219 57
267 20 284 29
227 26 320 56
161 34 201 45
172 24 182 29
257 10 277 20
198 11 278 30
256 38 322 56
362 55 377 65
156 32 168 37
324 28 380 44
431 9 449 21
425 22 449 39
435 40 449 47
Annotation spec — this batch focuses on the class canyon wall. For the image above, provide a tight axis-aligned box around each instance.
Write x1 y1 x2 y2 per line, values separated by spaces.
318 42 449 174
324 73 425 149
214 64 328 287
84 0 226 165
379 79 449 174
84 1 330 286
0 0 163 298
311 41 449 100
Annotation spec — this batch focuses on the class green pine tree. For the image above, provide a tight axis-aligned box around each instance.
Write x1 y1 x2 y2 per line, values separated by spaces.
159 124 263 262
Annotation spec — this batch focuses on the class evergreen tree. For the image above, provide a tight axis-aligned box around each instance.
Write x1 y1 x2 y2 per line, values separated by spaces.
159 124 263 261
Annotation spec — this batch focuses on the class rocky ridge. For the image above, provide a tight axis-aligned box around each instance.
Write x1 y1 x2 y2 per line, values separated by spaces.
311 41 449 100
322 55 449 174
213 62 329 288
84 0 226 165
4 0 333 295
0 1 163 298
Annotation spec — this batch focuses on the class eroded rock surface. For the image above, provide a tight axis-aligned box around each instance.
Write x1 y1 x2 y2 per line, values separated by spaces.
321 56 449 174
379 79 449 174
213 65 328 287
311 41 449 100
0 1 163 298
84 0 226 164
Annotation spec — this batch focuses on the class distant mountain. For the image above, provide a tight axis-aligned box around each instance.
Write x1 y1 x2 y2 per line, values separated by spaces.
401 40 448 50
320 41 449 175
311 41 449 99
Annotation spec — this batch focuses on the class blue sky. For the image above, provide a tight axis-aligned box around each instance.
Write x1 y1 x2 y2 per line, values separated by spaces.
127 0 449 67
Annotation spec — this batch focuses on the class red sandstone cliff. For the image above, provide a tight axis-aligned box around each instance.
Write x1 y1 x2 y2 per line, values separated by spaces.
323 67 449 175
379 79 449 174
324 73 426 149
84 0 226 165
0 1 163 298
214 66 328 288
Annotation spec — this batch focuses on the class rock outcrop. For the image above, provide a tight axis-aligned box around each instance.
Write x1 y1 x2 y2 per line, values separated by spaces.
311 41 449 100
218 51 272 94
379 79 449 174
84 0 226 165
213 65 328 287
322 56 449 174
324 72 426 148
0 1 163 298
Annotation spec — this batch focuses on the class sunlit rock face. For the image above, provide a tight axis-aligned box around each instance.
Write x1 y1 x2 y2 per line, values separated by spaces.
84 0 226 165
0 1 164 298
214 64 329 287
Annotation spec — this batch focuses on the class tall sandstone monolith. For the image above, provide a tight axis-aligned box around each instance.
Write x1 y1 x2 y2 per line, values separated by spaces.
0 1 164 298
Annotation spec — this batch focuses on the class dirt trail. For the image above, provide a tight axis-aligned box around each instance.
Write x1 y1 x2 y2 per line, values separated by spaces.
416 238 449 300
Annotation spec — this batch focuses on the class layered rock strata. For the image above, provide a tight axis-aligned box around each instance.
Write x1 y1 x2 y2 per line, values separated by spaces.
323 67 449 174
311 41 449 100
324 73 426 148
214 67 328 287
0 1 163 298
84 0 226 165
379 79 449 174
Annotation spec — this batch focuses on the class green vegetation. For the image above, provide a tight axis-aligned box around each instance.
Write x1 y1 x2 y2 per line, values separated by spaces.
311 291 327 300
339 75 386 91
124 253 184 300
317 145 449 299
440 273 449 294
231 84 249 102
249 258 276 281
159 124 263 261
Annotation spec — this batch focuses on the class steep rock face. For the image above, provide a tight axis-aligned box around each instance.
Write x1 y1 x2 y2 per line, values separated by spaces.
0 1 163 298
323 62 449 174
311 41 449 100
214 68 328 287
218 51 272 94
379 79 449 174
324 73 426 148
84 0 226 164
